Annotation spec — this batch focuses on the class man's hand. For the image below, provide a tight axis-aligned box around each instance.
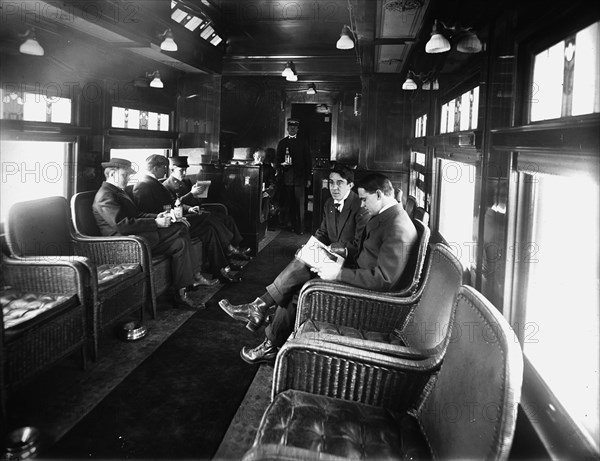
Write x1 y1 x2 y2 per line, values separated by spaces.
188 206 200 214
316 263 342 281
192 183 209 198
155 212 171 228
329 242 347 258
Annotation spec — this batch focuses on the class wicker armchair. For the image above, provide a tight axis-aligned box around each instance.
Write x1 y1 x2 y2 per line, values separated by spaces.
280 243 463 408
5 197 148 360
1 256 91 426
243 285 524 461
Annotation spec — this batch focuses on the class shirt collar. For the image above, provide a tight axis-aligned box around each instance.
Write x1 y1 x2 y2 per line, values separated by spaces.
334 190 351 212
288 135 297 139
379 202 396 215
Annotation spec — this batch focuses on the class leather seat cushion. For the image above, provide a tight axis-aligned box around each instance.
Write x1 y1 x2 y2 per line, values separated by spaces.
1 287 78 329
298 318 405 346
252 390 430 460
97 263 141 287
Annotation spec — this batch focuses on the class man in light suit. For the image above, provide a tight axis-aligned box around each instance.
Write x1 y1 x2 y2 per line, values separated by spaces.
227 172 418 364
220 166 405 364
92 158 206 309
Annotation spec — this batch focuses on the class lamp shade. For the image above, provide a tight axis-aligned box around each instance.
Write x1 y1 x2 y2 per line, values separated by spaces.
282 62 294 77
425 33 450 53
456 31 482 53
19 30 44 56
149 72 164 88
306 84 316 95
336 26 354 50
160 30 178 51
402 77 418 90
286 73 298 82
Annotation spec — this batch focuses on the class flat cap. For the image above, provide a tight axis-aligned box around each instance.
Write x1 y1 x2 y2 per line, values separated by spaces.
146 154 169 168
169 156 189 168
101 158 136 174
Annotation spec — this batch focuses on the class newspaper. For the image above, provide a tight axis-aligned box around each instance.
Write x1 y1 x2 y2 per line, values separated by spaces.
195 180 211 198
295 236 345 272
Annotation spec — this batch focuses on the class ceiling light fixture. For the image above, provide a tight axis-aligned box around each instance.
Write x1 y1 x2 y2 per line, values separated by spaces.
402 70 438 91
281 61 295 78
336 24 355 49
147 71 164 88
425 20 482 54
160 29 178 51
306 84 317 95
286 73 298 82
19 29 44 56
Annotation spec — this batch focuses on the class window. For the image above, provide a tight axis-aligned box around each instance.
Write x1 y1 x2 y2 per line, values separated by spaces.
530 20 600 122
111 107 169 131
437 158 477 269
409 151 426 208
513 170 599 452
415 114 427 137
440 86 479 134
1 89 72 123
0 140 71 223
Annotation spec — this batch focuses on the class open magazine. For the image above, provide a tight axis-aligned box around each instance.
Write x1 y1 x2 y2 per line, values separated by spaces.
295 236 345 272
195 180 211 198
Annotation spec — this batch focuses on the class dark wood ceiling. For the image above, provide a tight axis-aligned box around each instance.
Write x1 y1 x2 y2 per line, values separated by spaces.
0 0 504 89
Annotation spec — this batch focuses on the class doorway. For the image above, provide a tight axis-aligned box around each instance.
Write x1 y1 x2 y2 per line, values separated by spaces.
290 103 332 168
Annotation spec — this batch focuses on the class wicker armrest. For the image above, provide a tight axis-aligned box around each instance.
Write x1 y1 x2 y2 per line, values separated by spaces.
272 336 442 412
72 234 149 269
295 279 420 332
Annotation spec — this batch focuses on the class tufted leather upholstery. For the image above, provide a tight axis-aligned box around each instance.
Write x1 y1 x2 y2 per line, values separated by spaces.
1 287 77 329
6 196 148 359
244 286 524 461
405 194 417 220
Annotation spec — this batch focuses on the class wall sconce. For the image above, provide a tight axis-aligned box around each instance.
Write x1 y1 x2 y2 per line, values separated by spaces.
306 84 317 95
159 29 178 51
425 20 482 54
146 71 164 88
19 29 44 56
402 70 438 91
286 73 298 82
336 25 355 49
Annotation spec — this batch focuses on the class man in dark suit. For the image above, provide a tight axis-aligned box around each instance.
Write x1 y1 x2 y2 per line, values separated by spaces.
234 173 418 364
131 155 242 283
92 158 207 309
219 166 400 364
276 118 312 234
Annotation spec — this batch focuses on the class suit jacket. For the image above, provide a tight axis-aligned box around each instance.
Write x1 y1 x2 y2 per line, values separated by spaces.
93 181 161 246
162 176 200 211
339 203 418 292
131 174 174 214
276 136 311 186
314 190 369 258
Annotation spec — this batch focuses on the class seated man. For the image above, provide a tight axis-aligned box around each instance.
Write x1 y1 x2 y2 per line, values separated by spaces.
92 158 208 309
220 170 418 365
131 155 242 283
163 156 250 261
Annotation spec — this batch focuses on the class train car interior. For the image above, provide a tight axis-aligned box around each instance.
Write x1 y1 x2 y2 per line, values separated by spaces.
1 0 598 459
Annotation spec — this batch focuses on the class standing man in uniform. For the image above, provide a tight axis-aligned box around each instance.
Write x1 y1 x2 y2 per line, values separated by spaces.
276 118 312 234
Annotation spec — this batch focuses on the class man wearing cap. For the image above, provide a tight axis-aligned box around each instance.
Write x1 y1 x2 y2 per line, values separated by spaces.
92 158 207 309
163 156 250 263
276 118 312 234
131 155 243 283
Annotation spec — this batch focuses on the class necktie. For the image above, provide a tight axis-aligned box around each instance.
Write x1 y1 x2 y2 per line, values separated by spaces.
334 203 341 231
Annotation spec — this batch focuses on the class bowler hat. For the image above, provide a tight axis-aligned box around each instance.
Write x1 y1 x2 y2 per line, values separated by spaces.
287 118 300 126
146 154 169 168
169 156 189 168
101 158 136 174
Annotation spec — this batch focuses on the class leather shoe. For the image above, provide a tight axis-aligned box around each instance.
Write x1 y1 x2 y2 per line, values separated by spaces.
192 272 219 288
228 262 244 271
226 246 252 261
173 287 205 310
219 267 242 283
240 338 277 364
218 297 269 331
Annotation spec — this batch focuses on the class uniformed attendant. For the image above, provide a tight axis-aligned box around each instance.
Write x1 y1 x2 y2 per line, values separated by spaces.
276 118 312 234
